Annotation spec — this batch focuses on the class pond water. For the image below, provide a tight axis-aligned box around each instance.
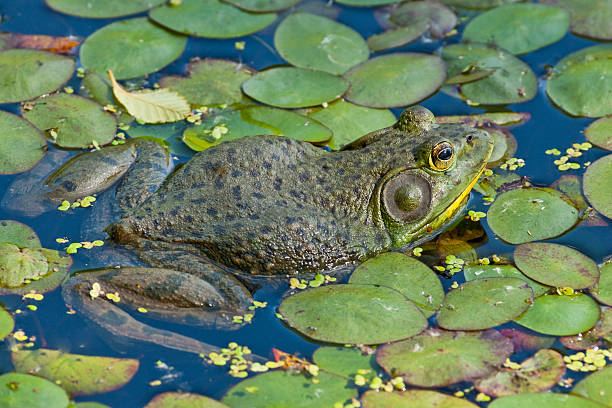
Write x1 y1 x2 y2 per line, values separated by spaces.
0 0 611 407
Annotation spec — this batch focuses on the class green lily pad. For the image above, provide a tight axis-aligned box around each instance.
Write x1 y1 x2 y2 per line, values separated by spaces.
376 328 513 387
591 261 612 305
12 349 139 396
440 0 524 10
274 13 369 75
79 71 133 124
474 349 565 397
242 67 348 108
0 49 75 103
560 306 612 349
464 264 550 297
279 284 427 344
584 154 612 219
514 243 599 289
0 220 41 248
0 111 46 175
390 1 457 39
436 112 531 127
349 252 444 317
44 0 165 18
546 44 612 118
0 307 14 341
74 403 111 408
149 0 276 39
437 277 533 330
515 294 600 335
0 373 70 408
462 3 569 55
334 0 401 6
361 390 479 408
0 243 48 288
488 393 607 408
550 175 597 221
307 99 396 150
80 17 187 80
486 188 579 244
343 53 445 108
127 122 192 157
445 67 496 85
222 0 299 12
441 43 537 105
312 347 378 380
540 0 612 40
159 59 254 107
22 93 117 149
366 22 429 53
222 370 357 407
484 127 518 166
144 392 228 408
573 360 612 406
585 116 612 151
0 248 72 295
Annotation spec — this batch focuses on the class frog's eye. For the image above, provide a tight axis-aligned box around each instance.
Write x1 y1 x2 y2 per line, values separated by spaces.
382 173 431 222
429 141 455 171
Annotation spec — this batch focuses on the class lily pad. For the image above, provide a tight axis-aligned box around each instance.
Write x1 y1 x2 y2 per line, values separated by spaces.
79 71 133 124
0 373 70 408
546 44 612 118
560 306 612 349
361 390 479 408
0 243 48 288
312 347 378 380
440 0 524 10
499 328 555 351
474 349 565 397
222 0 299 12
436 112 531 127
22 93 117 149
222 370 357 407
376 328 513 387
0 112 46 175
584 154 612 219
0 49 75 103
540 0 612 40
159 59 254 107
462 3 569 55
390 1 457 39
127 121 192 157
437 277 533 330
488 393 607 408
486 188 579 244
149 0 276 39
307 99 396 150
0 220 40 248
242 67 348 108
335 0 402 6
515 293 600 335
12 348 139 396
514 243 599 289
279 284 427 344
585 115 612 151
591 261 612 305
463 264 550 297
441 43 537 105
366 22 429 53
80 17 187 80
274 13 369 75
144 392 228 408
349 252 444 317
45 0 165 18
343 53 445 108
573 362 612 406
484 127 518 166
0 307 14 341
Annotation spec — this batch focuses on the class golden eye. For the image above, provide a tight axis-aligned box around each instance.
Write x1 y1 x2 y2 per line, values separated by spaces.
429 141 455 171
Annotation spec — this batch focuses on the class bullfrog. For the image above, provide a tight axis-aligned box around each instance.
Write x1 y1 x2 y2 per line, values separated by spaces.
42 106 493 354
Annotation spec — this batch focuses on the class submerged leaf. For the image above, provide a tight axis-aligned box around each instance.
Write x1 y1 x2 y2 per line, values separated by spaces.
0 243 48 288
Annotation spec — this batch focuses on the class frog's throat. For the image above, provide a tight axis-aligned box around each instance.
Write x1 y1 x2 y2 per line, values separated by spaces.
433 165 486 228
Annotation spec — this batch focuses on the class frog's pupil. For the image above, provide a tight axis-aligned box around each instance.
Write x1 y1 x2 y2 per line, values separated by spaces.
438 147 453 161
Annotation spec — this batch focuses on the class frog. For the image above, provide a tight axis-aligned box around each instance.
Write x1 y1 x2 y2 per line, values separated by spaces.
40 106 493 355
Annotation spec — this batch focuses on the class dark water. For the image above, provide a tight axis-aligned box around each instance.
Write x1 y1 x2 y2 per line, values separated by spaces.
0 1 611 406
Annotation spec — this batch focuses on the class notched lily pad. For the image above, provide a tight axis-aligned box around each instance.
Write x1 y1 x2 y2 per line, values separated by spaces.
275 12 369 75
487 188 579 244
390 1 457 39
474 349 565 396
590 261 612 305
45 0 165 18
376 328 513 387
279 283 428 344
159 59 254 107
0 243 48 288
349 252 444 317
515 293 600 336
144 392 228 407
541 0 612 40
150 0 276 39
0 307 14 341
242 67 348 108
0 373 70 408
463 264 550 297
0 111 46 175
22 93 117 149
514 243 599 289
361 389 479 408
583 154 612 219
367 22 428 53
12 348 139 396
0 221 41 248
585 115 612 151
437 277 533 330
343 53 446 108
